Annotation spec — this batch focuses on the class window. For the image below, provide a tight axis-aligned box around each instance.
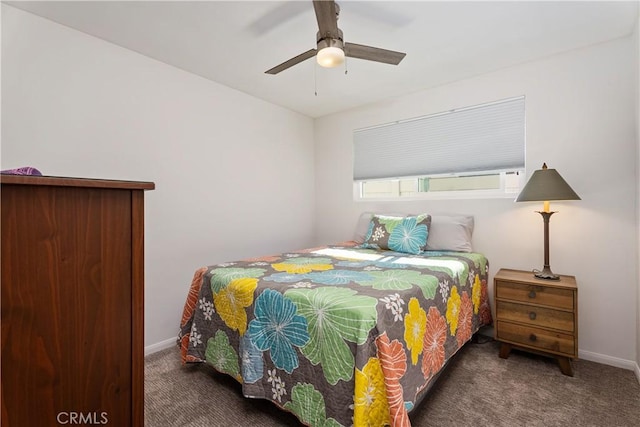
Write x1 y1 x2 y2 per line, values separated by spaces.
353 96 525 199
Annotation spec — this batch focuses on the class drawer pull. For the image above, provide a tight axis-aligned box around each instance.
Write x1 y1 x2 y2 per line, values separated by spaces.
529 312 537 320
529 333 537 342
528 290 536 299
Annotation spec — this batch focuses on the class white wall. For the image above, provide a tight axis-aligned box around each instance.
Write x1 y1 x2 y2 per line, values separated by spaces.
1 5 316 350
315 36 638 367
635 8 640 379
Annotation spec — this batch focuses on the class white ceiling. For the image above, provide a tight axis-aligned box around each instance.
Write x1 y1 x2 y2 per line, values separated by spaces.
6 1 639 118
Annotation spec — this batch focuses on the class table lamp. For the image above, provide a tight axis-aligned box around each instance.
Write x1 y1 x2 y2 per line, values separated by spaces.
515 163 581 280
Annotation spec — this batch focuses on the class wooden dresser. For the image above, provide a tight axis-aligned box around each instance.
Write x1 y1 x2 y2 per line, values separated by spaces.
1 175 154 426
494 268 578 376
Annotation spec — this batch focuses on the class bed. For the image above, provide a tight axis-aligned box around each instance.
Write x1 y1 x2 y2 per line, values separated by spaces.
178 213 492 426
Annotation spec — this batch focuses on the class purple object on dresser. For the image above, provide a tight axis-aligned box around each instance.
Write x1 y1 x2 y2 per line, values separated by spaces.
1 167 42 176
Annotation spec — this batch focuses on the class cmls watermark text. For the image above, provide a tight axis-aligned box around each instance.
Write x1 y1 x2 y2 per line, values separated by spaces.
56 412 108 425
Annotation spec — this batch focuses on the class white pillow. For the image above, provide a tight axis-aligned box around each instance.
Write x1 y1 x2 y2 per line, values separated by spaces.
425 215 474 252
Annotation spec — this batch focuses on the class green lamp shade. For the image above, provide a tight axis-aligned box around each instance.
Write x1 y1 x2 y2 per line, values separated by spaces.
516 163 581 202
515 163 580 280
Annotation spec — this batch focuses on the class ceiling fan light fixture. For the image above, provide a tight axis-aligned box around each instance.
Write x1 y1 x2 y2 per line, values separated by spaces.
316 46 345 68
264 1 405 75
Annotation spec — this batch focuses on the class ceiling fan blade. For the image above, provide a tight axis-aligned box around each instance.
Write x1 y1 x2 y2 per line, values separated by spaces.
248 2 309 36
265 48 317 75
344 42 406 65
313 0 339 39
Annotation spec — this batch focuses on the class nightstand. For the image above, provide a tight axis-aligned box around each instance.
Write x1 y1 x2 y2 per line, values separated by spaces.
494 268 578 376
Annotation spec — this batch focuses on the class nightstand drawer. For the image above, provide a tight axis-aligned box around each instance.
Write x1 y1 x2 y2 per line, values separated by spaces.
496 321 576 357
496 301 574 332
495 280 574 310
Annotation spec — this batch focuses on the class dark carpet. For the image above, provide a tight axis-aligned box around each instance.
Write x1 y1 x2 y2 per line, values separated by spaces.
144 338 640 426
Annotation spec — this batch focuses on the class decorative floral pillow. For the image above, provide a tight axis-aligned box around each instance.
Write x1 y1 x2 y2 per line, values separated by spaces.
360 214 432 254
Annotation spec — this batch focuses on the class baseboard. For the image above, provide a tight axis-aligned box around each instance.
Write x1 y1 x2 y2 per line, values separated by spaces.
479 329 639 384
145 337 177 356
578 349 638 374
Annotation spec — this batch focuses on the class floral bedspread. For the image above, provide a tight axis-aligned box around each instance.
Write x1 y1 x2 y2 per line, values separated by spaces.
178 243 492 427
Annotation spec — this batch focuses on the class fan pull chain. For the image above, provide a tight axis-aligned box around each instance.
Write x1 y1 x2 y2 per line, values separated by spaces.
314 62 318 96
344 56 348 75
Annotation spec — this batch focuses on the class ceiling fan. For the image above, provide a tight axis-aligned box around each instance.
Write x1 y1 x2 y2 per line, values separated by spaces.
265 0 406 75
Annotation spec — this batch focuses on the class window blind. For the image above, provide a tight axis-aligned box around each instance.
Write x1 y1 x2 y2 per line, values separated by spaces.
353 96 525 181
